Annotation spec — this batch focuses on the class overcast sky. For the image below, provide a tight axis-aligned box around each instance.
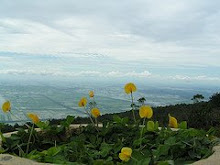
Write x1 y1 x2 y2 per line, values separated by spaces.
0 0 220 85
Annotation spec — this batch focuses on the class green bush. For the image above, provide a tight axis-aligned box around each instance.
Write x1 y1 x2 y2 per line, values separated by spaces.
0 116 218 165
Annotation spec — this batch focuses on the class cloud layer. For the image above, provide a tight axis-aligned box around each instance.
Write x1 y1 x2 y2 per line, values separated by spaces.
0 0 220 84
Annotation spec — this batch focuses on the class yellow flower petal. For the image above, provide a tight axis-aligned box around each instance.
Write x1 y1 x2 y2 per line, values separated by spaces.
91 108 101 118
119 147 132 162
119 153 130 162
124 83 137 94
89 91 94 98
121 147 132 157
169 114 178 128
27 113 40 124
2 101 11 113
78 97 87 107
139 105 153 119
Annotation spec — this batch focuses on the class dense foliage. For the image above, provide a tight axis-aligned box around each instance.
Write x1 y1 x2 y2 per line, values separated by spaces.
0 115 218 165
209 93 220 108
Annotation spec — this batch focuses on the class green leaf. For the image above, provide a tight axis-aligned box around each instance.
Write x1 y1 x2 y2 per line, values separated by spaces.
206 127 216 136
99 142 113 157
155 145 170 157
179 121 187 129
113 115 128 125
94 160 114 165
0 130 6 143
133 138 144 147
46 146 62 156
66 115 75 125
36 121 50 130
10 134 21 140
165 137 176 146
113 115 121 123
89 135 96 144
188 150 201 159
157 160 174 165
121 117 129 124
154 121 159 130
0 146 5 154
134 158 151 165
147 121 155 131
60 116 75 128
130 150 151 165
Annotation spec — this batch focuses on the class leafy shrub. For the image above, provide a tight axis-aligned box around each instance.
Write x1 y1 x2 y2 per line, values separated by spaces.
0 115 218 165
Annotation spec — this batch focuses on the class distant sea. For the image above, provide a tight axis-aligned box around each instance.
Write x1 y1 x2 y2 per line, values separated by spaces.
0 81 217 124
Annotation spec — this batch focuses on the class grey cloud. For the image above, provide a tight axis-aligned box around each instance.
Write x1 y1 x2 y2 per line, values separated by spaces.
1 0 220 43
1 0 220 78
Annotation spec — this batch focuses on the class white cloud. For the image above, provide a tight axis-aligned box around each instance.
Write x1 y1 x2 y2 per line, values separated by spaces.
0 1 219 65
0 0 220 84
169 75 220 82
0 69 152 78
105 71 151 78
1 68 219 83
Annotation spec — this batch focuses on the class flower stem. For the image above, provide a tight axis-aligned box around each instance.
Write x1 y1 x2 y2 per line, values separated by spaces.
17 144 25 157
26 124 34 154
95 118 98 127
131 92 136 122
84 107 99 132
140 118 146 148
84 107 95 125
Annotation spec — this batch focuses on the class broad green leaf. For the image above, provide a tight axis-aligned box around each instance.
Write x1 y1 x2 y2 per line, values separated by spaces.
165 137 176 146
136 158 151 165
179 121 187 129
47 146 62 156
113 115 121 123
147 121 155 131
10 134 21 140
36 121 50 130
100 142 113 157
156 145 170 157
154 121 159 130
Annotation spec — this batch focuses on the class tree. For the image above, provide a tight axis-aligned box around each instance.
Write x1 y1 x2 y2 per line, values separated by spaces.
209 92 220 108
137 97 146 105
191 94 204 103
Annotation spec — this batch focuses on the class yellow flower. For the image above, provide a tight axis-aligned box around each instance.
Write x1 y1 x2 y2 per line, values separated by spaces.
124 83 137 94
78 97 87 107
89 91 94 98
168 114 178 128
91 108 101 118
139 105 153 119
27 113 40 124
119 147 132 162
2 101 11 113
